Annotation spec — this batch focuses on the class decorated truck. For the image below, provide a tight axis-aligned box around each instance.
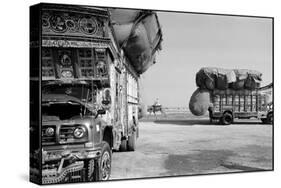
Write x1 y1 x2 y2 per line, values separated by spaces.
189 68 273 125
30 3 162 184
208 87 273 125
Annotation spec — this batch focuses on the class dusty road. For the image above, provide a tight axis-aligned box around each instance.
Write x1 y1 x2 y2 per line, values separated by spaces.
110 117 272 180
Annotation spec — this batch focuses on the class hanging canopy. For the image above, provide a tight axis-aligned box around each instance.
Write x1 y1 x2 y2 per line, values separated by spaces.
109 8 163 74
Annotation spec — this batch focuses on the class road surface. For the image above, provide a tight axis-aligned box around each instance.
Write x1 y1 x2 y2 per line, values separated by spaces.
110 117 272 180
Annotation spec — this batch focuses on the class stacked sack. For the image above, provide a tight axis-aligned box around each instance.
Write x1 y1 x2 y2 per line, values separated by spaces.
189 67 262 116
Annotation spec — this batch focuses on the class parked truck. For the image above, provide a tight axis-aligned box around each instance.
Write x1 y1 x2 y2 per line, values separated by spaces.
208 87 273 125
30 3 162 184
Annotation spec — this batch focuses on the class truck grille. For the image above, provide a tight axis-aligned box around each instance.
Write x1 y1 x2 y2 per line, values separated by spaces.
59 125 76 142
42 125 56 144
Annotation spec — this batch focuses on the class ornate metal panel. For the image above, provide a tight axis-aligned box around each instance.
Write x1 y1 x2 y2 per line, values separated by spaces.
42 11 105 37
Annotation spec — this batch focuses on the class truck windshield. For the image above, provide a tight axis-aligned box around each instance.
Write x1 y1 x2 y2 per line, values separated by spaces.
42 102 83 121
42 84 97 103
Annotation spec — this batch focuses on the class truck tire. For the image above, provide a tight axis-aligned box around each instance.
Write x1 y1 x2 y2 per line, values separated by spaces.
209 112 213 124
267 112 273 124
220 112 233 125
97 141 111 181
127 132 136 151
119 139 127 151
261 118 268 124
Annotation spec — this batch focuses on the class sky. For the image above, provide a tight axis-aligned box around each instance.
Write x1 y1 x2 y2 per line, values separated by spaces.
140 12 273 107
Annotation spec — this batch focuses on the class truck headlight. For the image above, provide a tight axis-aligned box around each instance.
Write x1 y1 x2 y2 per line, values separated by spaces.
73 126 86 139
45 127 55 137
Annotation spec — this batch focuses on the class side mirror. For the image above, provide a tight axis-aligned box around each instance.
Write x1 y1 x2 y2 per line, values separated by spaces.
97 109 106 115
102 100 110 105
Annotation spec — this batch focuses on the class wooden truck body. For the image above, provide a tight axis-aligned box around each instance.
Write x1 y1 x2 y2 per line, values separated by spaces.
209 89 273 125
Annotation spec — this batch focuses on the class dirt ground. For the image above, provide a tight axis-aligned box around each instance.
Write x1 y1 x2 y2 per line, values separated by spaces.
110 115 273 180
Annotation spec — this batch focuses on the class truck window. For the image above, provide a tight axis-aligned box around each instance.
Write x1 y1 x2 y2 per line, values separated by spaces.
42 84 96 103
78 49 95 78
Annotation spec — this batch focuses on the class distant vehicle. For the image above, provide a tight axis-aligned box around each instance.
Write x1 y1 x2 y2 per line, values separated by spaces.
147 104 164 114
208 89 273 125
147 98 166 115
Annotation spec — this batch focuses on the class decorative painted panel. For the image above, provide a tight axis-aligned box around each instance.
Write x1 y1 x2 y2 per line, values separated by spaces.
42 11 105 37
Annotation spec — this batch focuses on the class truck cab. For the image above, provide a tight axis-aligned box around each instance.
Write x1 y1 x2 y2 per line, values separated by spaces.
41 81 112 183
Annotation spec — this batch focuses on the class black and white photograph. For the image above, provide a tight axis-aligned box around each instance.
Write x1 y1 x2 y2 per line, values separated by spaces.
28 2 274 185
3 0 281 187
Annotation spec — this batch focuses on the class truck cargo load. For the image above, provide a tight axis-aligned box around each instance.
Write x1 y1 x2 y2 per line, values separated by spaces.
189 88 211 116
109 9 163 74
196 67 262 90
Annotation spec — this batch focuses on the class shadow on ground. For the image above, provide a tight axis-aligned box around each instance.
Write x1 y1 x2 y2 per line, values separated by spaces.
139 113 268 126
151 119 264 126
162 149 267 176
153 119 210 126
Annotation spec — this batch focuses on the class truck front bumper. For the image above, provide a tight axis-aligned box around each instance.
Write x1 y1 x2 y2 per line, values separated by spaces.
42 148 101 184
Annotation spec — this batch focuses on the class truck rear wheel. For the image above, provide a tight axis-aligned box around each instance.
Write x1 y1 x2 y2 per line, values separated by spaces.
119 139 127 151
209 117 213 124
127 132 136 151
209 112 213 124
267 112 273 124
261 118 267 124
220 112 233 125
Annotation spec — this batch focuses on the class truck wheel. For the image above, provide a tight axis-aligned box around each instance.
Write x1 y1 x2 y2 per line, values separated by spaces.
127 132 136 151
220 112 233 125
261 118 268 124
267 113 273 124
97 141 111 180
209 110 213 124
119 139 127 151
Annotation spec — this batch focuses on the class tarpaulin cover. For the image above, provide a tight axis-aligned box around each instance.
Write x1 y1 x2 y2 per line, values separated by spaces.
109 9 162 74
212 89 257 96
109 9 141 24
112 23 134 45
189 88 211 116
196 67 262 90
